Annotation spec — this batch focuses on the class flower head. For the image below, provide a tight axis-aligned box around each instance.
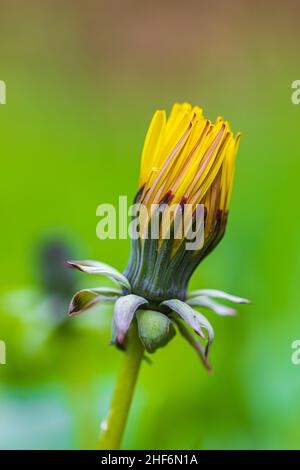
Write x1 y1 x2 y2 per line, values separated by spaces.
66 103 249 370
124 103 240 304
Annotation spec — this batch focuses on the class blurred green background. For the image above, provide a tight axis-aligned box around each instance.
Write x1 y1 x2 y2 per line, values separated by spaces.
0 0 300 450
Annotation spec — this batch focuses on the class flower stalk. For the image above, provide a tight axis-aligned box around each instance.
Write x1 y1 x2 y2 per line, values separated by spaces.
98 322 144 450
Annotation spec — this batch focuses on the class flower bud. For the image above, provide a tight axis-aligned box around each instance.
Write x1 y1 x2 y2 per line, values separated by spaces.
136 309 175 353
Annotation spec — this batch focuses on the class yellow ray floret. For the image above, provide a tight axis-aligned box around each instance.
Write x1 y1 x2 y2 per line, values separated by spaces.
138 103 240 217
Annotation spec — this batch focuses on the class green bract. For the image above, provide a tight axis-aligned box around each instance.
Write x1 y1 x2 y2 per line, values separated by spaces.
66 258 250 370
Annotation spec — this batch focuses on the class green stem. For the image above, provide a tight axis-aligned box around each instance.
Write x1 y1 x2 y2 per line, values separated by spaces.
98 323 144 450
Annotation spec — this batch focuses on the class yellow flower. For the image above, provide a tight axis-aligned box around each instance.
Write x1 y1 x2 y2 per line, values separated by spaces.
66 102 249 367
140 103 239 208
124 103 241 304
